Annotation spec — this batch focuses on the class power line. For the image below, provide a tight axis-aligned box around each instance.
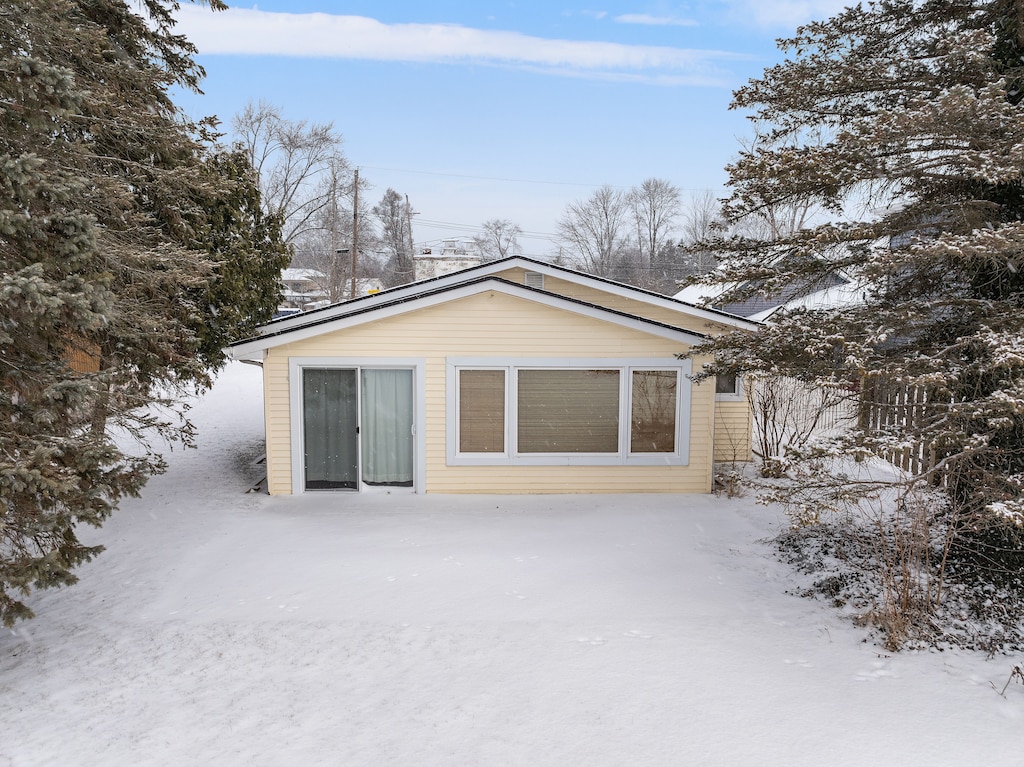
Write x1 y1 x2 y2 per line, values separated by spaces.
361 164 614 189
361 164 726 194
414 218 561 243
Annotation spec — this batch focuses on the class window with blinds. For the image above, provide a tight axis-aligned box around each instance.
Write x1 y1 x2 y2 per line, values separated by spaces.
453 364 683 461
517 369 620 453
458 369 505 452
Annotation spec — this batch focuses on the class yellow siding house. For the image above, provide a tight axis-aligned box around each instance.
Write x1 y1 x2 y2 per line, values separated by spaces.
228 257 758 495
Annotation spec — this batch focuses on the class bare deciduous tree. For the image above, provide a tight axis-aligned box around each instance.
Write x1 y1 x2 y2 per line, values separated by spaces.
290 166 378 303
374 188 415 287
557 186 630 277
680 189 726 277
629 178 681 278
233 100 350 245
473 219 522 262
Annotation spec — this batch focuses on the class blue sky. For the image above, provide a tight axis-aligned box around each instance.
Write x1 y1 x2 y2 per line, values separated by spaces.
172 1 848 256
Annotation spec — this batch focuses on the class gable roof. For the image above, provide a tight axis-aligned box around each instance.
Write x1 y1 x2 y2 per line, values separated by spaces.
228 275 715 360
253 256 759 339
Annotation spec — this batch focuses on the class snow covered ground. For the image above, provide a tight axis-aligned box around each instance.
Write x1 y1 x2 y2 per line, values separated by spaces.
2 363 1021 766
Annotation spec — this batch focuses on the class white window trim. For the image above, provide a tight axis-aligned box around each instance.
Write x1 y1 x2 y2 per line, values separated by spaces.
289 357 426 494
714 374 745 402
446 357 691 467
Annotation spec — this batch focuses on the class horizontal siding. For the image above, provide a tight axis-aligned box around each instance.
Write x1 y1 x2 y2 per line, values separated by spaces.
264 289 718 495
264 356 292 494
714 400 752 462
493 268 736 336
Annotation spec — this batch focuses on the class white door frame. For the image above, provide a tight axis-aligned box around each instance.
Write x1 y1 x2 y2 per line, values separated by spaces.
289 357 426 494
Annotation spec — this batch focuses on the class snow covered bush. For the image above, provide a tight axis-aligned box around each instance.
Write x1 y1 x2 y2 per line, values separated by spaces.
746 374 854 478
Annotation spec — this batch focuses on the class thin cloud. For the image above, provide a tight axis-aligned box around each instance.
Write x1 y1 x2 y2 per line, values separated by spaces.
173 7 744 85
721 0 853 29
614 14 699 27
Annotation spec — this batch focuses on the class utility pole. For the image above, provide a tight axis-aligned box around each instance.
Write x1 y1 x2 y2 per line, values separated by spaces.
405 194 416 281
328 165 341 303
350 167 359 300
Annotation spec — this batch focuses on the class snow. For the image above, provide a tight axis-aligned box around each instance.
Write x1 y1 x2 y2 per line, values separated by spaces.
2 363 1021 766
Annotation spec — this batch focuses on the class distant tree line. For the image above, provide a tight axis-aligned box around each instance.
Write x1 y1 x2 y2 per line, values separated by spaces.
554 181 731 295
234 101 736 299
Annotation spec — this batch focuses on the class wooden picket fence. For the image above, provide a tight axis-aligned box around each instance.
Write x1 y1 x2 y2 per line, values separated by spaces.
746 374 955 482
857 374 943 478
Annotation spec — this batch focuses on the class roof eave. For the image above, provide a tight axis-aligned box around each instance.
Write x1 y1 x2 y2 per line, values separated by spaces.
227 276 709 359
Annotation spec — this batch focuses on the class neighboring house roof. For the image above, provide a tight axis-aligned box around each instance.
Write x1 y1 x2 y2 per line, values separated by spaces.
353 277 384 295
280 268 325 283
245 256 759 344
676 273 861 322
674 242 878 321
229 275 713 360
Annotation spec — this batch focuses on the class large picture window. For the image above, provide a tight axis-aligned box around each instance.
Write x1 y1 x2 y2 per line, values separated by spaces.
517 369 619 453
448 358 690 466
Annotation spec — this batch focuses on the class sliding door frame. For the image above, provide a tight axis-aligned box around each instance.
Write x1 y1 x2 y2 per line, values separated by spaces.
289 357 426 495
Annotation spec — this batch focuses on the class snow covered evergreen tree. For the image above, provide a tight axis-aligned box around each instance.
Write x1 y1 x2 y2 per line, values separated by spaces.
0 0 288 625
692 1 1024 606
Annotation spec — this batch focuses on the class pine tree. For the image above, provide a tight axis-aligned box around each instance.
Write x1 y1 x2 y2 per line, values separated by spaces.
694 2 1024 586
0 0 288 625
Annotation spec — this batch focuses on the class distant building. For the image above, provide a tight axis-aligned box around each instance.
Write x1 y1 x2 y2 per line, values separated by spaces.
414 238 482 281
306 277 387 310
279 268 328 310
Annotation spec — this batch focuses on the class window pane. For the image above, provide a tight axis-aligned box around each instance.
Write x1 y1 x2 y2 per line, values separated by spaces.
459 369 505 453
716 374 738 395
631 370 677 453
517 369 619 453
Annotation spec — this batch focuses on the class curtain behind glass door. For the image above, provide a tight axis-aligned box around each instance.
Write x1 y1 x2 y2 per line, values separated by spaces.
361 369 414 486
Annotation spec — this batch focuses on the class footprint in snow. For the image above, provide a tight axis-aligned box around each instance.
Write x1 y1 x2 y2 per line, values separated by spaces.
783 658 813 668
623 629 653 639
855 662 898 681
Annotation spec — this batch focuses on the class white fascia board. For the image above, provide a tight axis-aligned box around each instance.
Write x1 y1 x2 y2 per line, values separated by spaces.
227 279 706 359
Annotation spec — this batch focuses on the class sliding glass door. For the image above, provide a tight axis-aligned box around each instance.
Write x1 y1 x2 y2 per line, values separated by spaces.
360 369 414 487
303 368 359 489
302 367 414 491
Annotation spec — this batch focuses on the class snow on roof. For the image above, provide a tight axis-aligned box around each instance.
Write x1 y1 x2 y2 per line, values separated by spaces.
281 268 325 282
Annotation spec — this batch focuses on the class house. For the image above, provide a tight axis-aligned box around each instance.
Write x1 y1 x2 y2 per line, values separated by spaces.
279 268 328 310
280 269 386 313
414 238 482 281
228 257 758 495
